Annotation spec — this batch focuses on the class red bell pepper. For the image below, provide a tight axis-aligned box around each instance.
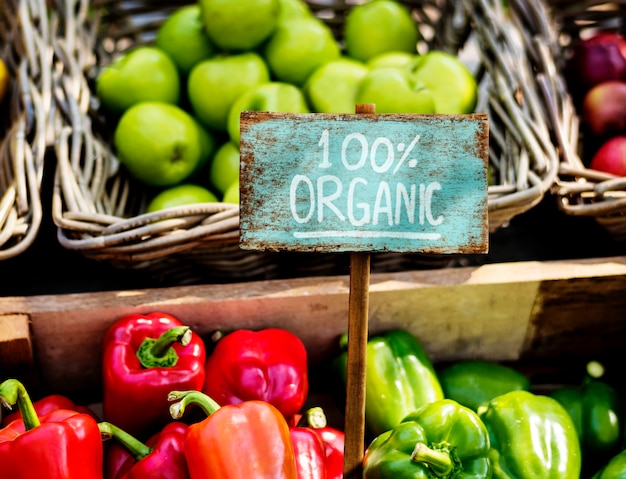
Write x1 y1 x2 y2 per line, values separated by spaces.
293 407 345 479
290 414 329 479
101 420 189 479
169 389 298 479
0 378 103 478
202 328 308 422
316 426 345 479
2 393 99 426
102 312 206 438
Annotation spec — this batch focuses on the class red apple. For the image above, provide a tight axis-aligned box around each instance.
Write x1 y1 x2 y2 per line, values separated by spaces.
589 135 626 176
581 80 626 137
566 31 626 99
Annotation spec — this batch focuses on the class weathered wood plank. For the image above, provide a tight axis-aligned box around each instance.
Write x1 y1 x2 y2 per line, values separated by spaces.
0 314 33 371
0 256 624 395
524 274 626 358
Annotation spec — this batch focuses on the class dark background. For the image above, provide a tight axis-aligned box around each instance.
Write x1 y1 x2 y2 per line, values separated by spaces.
1 158 622 297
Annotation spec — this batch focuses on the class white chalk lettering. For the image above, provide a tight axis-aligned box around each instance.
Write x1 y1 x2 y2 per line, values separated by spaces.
370 137 395 173
347 178 369 226
341 133 368 170
290 174 442 227
317 175 345 222
395 183 417 224
290 175 315 223
285 130 451 235
426 182 443 225
372 181 393 226
318 129 331 168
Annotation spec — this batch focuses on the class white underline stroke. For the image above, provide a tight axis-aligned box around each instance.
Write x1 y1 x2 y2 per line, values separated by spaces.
293 231 441 240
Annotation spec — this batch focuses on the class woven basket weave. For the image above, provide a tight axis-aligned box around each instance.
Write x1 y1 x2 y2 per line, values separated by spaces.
521 0 626 243
0 0 51 260
49 0 560 284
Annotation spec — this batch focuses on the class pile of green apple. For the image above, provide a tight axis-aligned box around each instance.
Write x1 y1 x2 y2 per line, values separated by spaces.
95 0 479 212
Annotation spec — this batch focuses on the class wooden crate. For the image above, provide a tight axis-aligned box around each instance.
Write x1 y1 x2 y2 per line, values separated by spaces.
0 255 625 405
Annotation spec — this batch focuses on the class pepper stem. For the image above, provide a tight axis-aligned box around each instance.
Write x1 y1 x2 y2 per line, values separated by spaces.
297 407 328 429
168 390 221 420
136 326 191 368
586 360 605 380
98 421 152 461
411 442 453 477
0 379 40 431
338 333 349 351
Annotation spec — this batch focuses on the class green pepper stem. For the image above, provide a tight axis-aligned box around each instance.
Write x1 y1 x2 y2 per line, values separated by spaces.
168 390 221 420
338 333 349 351
0 379 40 431
297 407 328 429
98 421 152 461
136 326 191 368
411 443 453 477
586 360 605 380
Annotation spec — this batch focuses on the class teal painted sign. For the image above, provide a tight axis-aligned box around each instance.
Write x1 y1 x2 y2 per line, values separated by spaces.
239 111 489 254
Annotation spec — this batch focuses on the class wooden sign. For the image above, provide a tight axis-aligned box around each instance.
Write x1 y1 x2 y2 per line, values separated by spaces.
240 111 489 254
239 106 489 479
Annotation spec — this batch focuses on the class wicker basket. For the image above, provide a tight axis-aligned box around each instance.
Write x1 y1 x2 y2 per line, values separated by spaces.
0 0 52 260
520 0 626 243
49 0 560 284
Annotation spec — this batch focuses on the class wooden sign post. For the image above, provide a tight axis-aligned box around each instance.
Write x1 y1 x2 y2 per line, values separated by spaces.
239 105 489 478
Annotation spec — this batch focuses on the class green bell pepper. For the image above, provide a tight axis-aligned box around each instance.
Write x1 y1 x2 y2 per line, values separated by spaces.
333 329 444 437
362 399 491 479
438 360 531 411
550 361 622 464
591 449 626 479
478 390 581 479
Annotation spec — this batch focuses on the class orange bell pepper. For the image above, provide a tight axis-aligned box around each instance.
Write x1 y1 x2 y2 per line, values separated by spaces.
169 390 297 479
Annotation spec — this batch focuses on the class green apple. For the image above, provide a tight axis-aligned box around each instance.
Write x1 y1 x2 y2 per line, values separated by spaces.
263 17 341 87
96 46 180 114
222 181 240 204
227 81 310 144
188 128 218 180
210 141 240 195
277 0 313 22
304 57 369 113
155 5 215 75
344 0 419 62
367 51 416 70
355 66 435 114
114 102 214 187
410 50 478 114
146 183 219 213
187 52 270 132
199 0 280 51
